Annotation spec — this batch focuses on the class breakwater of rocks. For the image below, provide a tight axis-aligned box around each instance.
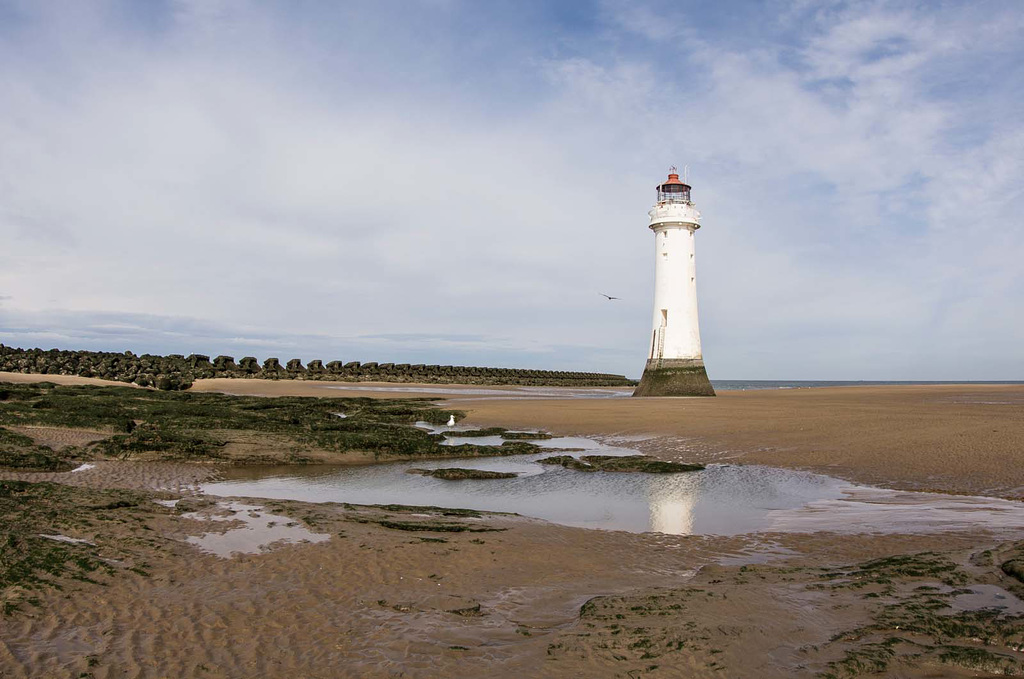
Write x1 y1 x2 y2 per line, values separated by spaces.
0 345 634 390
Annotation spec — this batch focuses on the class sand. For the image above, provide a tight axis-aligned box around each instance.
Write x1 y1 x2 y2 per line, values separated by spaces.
0 372 143 388
7 425 111 450
4 374 1024 676
188 377 623 400
0 460 217 493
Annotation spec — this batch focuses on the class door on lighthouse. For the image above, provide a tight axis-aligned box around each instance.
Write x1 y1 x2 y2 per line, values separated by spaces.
656 310 668 361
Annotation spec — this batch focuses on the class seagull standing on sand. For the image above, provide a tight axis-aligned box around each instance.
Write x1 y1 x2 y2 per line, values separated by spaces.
447 415 456 427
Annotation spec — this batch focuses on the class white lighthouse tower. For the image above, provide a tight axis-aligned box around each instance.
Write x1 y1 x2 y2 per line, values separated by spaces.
633 168 715 397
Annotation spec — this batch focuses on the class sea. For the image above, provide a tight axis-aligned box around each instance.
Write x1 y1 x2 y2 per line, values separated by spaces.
711 380 1024 390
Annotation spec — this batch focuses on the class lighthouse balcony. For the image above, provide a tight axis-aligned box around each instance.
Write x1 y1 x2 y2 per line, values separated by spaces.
648 203 701 228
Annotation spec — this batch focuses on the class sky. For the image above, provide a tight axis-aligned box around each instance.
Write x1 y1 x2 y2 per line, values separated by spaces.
1 0 1022 380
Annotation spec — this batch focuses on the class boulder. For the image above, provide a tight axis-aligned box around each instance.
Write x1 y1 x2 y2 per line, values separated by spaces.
186 354 212 369
214 355 237 371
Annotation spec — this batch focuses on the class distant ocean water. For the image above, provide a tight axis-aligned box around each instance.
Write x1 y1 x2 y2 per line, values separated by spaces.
710 380 1024 391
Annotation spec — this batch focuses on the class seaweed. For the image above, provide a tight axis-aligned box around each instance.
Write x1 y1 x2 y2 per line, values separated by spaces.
1003 559 1024 584
500 431 553 440
407 468 518 480
0 381 526 464
937 645 1023 674
538 455 704 473
0 426 75 472
442 427 507 438
374 520 505 533
358 504 483 517
0 480 151 613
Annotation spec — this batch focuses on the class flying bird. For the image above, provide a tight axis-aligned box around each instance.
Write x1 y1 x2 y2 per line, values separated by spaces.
599 293 621 300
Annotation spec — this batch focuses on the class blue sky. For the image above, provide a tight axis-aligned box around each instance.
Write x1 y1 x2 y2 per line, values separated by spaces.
1 0 1022 379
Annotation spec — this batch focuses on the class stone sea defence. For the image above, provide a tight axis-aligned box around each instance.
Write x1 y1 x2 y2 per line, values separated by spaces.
0 344 634 390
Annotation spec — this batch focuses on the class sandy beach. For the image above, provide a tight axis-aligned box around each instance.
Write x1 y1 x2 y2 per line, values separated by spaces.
3 374 1024 677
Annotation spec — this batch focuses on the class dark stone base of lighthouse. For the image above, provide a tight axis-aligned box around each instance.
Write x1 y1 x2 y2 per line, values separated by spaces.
632 358 716 397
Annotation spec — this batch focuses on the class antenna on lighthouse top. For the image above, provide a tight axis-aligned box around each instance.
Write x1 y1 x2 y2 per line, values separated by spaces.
683 165 689 183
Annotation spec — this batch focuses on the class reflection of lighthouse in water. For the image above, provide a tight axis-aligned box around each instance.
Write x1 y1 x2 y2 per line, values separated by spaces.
648 477 698 535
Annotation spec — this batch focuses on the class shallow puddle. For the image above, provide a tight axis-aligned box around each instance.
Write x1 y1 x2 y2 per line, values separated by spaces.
182 501 330 558
951 584 1024 615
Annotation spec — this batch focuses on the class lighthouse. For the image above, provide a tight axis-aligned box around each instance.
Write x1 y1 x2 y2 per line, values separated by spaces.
633 169 715 397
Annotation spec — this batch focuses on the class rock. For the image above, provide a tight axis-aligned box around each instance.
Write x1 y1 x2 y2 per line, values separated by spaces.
0 345 636 387
214 355 237 371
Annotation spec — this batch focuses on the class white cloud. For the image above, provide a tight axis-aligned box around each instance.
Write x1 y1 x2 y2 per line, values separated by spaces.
0 0 1021 379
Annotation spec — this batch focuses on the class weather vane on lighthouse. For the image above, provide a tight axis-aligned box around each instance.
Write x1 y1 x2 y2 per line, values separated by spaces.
633 167 715 397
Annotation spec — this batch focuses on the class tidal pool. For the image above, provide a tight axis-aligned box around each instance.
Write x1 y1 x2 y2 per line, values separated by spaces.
205 460 851 535
182 501 330 558
202 425 1024 537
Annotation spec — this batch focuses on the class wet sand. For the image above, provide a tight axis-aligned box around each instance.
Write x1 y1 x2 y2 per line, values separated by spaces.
6 425 111 450
0 459 217 493
4 374 1024 676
